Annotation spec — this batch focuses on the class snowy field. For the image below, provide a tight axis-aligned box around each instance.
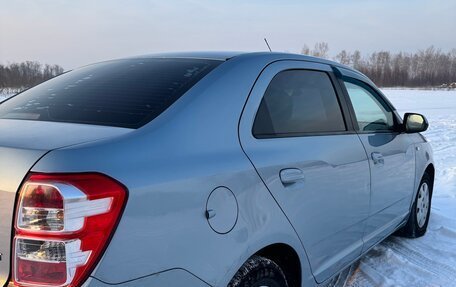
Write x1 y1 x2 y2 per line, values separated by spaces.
345 89 456 287
0 92 13 102
0 89 455 286
0 94 9 102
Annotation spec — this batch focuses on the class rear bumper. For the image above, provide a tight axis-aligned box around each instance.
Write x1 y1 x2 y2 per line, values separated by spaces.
83 269 211 287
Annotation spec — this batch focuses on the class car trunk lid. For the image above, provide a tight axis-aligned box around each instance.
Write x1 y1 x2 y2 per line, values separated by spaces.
0 119 132 286
0 147 47 286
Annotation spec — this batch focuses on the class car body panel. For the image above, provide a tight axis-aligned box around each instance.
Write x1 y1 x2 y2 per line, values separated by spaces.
238 60 371 283
0 119 132 151
0 52 434 287
413 139 434 202
334 67 423 250
0 120 132 287
84 269 211 287
0 147 48 287
358 132 417 250
30 54 316 286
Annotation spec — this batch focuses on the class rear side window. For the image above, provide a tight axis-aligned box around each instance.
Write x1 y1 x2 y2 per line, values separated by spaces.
0 58 221 128
253 70 346 138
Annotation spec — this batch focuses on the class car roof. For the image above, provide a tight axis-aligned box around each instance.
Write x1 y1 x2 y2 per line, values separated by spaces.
128 51 369 83
133 51 245 61
77 51 366 84
132 51 348 68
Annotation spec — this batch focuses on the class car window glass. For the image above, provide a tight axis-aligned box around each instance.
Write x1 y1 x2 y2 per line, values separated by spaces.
253 70 346 137
344 81 395 132
0 58 221 128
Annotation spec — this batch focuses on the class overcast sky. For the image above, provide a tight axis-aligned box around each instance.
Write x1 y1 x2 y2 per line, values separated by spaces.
1 0 455 69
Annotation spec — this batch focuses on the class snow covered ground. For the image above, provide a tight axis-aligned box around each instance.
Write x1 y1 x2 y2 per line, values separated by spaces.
0 92 13 102
345 89 456 287
0 89 455 286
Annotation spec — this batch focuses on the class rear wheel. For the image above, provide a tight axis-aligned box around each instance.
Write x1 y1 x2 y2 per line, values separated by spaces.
397 172 432 238
228 255 288 287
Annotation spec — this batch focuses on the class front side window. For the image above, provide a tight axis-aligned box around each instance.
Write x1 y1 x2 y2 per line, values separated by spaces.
253 70 346 138
344 81 395 132
0 58 221 128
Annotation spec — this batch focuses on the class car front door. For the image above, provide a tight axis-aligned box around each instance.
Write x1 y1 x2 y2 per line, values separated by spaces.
338 74 416 250
239 61 370 283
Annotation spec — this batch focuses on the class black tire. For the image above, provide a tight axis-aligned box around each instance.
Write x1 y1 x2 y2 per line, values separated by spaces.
397 172 433 238
228 255 288 287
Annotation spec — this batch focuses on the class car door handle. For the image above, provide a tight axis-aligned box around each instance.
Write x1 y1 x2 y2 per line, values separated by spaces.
371 152 385 165
280 168 305 184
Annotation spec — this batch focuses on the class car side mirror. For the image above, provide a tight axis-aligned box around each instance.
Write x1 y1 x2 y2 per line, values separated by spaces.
403 113 429 133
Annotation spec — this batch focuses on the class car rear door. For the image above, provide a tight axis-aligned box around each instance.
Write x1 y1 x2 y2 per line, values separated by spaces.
336 69 416 250
239 61 370 283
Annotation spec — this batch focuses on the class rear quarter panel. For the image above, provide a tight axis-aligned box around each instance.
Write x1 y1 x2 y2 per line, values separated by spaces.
31 55 315 287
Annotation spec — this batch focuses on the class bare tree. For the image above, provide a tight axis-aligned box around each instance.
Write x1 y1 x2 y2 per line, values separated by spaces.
301 44 311 55
328 45 456 87
301 42 329 59
335 50 351 65
351 50 362 70
312 42 329 58
0 61 64 92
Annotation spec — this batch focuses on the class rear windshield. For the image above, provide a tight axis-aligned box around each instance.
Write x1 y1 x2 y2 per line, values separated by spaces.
0 58 221 128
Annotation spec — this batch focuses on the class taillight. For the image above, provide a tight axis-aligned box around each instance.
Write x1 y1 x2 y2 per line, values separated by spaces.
13 173 127 287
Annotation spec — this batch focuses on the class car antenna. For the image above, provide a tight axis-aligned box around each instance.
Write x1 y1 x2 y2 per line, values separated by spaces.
264 38 272 52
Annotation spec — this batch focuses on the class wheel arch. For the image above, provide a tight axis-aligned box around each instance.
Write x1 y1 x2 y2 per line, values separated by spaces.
411 141 435 210
424 163 435 191
397 162 435 238
255 243 302 287
409 162 435 211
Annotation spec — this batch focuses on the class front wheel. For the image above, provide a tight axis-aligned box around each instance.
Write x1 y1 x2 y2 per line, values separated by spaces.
228 255 288 287
397 172 433 238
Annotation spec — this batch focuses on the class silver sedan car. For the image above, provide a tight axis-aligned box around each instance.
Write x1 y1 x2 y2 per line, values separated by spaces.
0 52 433 287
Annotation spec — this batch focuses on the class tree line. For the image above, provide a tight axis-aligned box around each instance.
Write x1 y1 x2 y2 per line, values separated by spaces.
0 61 64 93
302 43 456 88
2 46 456 90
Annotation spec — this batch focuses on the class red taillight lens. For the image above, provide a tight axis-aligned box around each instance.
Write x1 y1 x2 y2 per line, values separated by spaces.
22 184 64 209
14 238 70 285
13 173 127 287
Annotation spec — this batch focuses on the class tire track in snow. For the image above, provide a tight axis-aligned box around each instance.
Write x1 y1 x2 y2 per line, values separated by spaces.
341 264 376 287
343 239 455 287
385 238 456 282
